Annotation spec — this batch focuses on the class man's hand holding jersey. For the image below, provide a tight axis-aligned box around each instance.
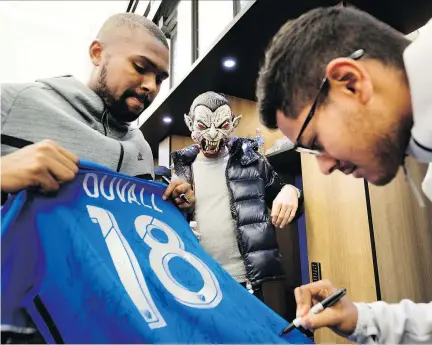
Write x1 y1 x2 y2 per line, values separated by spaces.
1 140 196 209
1 140 79 194
162 179 196 209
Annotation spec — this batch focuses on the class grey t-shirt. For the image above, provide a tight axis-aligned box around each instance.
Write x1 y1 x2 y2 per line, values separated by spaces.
192 152 246 283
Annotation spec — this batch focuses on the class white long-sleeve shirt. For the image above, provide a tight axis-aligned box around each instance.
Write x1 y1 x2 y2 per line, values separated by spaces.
351 301 432 343
350 18 432 344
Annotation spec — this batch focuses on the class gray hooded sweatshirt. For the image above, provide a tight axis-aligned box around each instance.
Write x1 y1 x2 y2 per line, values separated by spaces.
1 76 154 178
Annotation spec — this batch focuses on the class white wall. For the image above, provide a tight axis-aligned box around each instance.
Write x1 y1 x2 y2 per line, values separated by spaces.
171 0 193 86
158 136 171 168
139 0 193 124
0 1 129 84
198 1 233 57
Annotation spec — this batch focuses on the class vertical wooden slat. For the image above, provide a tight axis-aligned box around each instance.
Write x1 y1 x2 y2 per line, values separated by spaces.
301 154 377 344
368 157 432 303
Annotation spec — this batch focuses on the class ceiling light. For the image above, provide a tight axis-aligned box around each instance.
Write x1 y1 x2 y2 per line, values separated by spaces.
222 58 236 69
163 116 172 123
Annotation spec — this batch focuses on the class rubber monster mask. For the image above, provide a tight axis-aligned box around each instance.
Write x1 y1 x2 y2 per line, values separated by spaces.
185 92 242 157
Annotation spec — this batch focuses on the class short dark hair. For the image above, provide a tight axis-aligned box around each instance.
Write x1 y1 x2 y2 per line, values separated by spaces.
189 92 230 120
97 13 168 49
256 7 410 129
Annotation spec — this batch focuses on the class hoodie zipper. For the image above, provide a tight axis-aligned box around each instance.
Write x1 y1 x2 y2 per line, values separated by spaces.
100 109 124 172
101 109 109 136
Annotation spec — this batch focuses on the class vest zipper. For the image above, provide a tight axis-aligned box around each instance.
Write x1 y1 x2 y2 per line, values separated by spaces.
224 154 237 221
224 151 251 285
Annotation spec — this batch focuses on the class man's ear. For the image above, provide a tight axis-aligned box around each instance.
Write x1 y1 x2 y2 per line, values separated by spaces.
89 40 103 67
184 114 193 131
325 58 372 104
232 114 242 128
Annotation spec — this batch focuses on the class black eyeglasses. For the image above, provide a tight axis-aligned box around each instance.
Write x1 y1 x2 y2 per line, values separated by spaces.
294 49 365 156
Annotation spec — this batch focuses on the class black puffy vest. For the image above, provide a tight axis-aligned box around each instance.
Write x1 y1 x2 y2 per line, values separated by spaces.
172 137 290 286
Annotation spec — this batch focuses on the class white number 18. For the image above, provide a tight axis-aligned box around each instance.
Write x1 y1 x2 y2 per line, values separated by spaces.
86 205 222 329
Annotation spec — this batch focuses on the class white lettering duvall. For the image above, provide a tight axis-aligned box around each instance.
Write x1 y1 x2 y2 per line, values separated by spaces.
83 173 163 213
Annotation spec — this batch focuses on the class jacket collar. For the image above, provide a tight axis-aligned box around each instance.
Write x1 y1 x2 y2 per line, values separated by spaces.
403 19 432 163
170 143 201 166
229 137 260 166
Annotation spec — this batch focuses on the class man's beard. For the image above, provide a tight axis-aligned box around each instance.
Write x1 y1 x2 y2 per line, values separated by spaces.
372 115 413 186
93 64 151 123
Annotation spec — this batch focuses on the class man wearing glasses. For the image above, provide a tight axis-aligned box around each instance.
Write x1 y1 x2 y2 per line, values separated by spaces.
256 6 431 344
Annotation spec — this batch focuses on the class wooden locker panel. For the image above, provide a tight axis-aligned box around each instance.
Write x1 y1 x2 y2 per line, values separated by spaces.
169 135 195 166
170 135 194 153
227 95 284 151
262 220 303 322
301 154 377 344
368 157 432 303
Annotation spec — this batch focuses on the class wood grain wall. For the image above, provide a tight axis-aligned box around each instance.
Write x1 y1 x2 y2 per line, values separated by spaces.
368 157 432 303
227 95 284 151
169 135 195 166
170 135 194 153
301 154 432 343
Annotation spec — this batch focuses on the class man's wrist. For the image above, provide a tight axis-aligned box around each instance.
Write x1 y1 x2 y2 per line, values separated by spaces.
283 184 301 198
349 303 378 343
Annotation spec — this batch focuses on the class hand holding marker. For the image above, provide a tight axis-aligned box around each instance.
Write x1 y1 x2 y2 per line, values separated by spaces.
161 175 191 204
280 288 347 335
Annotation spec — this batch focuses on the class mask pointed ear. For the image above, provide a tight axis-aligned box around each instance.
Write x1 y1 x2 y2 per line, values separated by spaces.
232 114 242 129
184 114 193 131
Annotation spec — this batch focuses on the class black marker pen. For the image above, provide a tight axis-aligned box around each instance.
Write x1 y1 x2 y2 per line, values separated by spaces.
161 176 191 204
280 288 347 336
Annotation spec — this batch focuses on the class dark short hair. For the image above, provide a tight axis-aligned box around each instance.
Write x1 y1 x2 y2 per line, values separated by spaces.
256 7 410 129
97 13 169 49
189 92 230 120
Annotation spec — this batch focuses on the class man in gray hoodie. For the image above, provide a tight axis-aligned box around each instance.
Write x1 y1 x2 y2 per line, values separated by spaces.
1 13 194 208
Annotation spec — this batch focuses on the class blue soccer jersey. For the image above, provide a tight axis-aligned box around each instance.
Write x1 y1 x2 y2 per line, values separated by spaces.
1 160 313 344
